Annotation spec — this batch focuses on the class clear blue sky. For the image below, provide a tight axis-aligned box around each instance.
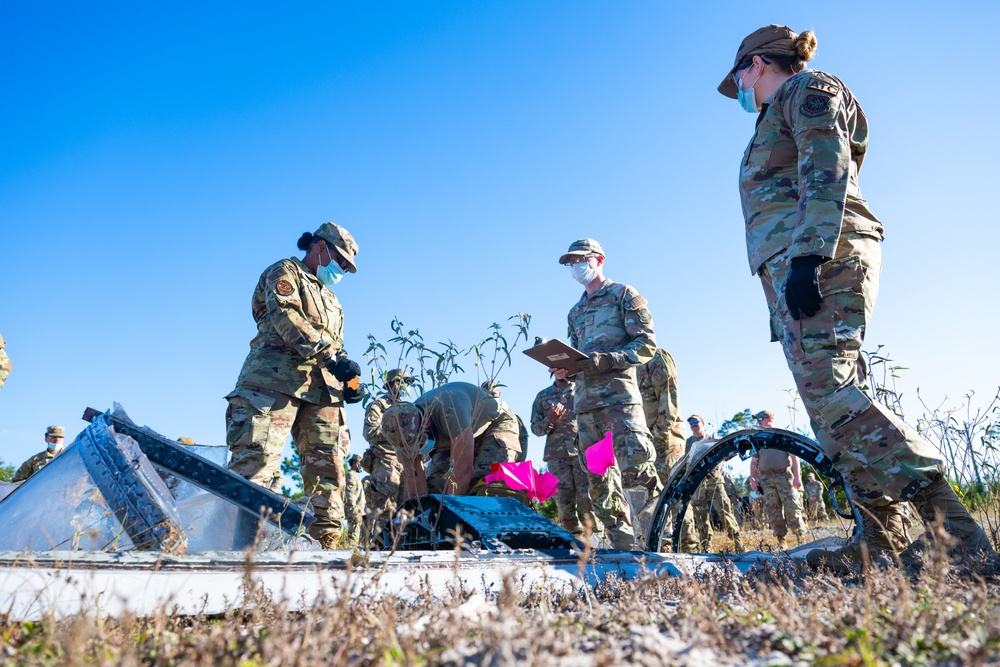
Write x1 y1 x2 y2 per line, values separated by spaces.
2 2 998 483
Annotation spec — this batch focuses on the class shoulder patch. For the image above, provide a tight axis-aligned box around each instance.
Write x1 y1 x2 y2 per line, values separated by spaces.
628 294 648 310
806 79 841 96
275 280 294 296
800 94 830 117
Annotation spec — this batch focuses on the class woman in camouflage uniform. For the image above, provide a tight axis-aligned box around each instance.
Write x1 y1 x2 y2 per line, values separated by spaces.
225 222 362 548
721 25 993 570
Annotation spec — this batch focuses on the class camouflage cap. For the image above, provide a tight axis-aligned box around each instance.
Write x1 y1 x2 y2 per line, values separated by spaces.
348 453 362 465
686 415 703 423
718 24 798 99
753 410 775 421
558 238 605 265
386 368 412 386
380 402 424 453
177 436 195 445
314 222 359 273
45 425 65 438
480 380 502 397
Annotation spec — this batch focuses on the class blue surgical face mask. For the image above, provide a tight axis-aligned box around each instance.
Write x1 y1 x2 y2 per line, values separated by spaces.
316 247 345 287
419 437 435 459
736 67 761 113
571 261 597 286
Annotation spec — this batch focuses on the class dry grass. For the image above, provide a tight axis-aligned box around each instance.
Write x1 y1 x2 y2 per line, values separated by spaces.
1 546 998 667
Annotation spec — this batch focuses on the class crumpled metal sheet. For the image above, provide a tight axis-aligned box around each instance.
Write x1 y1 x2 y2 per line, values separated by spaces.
0 404 315 554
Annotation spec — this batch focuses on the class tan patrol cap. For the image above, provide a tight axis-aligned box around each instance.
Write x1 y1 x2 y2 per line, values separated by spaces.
314 222 359 273
559 238 605 265
386 368 412 385
177 436 195 445
46 425 65 438
718 24 798 99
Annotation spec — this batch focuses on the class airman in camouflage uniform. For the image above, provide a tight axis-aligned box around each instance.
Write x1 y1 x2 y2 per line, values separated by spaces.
686 419 744 552
804 473 829 522
13 426 66 482
225 222 362 548
345 454 366 544
530 378 596 536
481 381 530 463
0 333 11 389
637 351 697 550
749 411 806 547
551 238 661 550
637 348 687 485
722 25 993 567
381 382 523 500
361 369 410 536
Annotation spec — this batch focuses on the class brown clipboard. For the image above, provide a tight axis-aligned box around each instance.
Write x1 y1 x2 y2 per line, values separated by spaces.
522 338 588 374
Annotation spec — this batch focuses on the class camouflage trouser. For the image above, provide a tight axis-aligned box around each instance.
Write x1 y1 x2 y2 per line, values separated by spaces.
806 495 829 522
226 387 350 540
546 454 596 535
758 469 806 539
365 454 404 534
347 510 365 544
577 403 660 492
424 413 522 494
577 403 661 550
759 232 945 509
653 422 687 487
690 474 741 550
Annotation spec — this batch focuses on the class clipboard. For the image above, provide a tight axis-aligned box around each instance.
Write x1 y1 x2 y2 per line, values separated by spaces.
522 338 588 374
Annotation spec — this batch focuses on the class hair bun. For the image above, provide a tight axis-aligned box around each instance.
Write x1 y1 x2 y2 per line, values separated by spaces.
296 232 314 251
795 30 817 61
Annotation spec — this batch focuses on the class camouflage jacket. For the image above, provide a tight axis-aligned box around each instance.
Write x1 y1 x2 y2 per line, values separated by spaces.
345 469 366 517
229 257 346 405
740 69 884 274
12 448 58 483
805 479 824 500
363 395 400 461
530 381 578 461
637 348 681 446
0 333 9 389
567 280 656 413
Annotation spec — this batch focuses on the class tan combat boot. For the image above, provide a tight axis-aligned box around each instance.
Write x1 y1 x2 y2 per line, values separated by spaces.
806 504 907 573
900 476 997 573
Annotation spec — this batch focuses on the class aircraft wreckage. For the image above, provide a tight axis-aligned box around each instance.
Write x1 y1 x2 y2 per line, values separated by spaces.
0 405 861 619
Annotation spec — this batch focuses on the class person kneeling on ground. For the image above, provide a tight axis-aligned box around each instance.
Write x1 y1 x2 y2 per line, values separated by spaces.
380 381 527 503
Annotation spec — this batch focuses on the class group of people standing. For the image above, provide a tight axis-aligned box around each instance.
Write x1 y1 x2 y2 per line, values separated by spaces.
2 23 989 572
221 23 996 569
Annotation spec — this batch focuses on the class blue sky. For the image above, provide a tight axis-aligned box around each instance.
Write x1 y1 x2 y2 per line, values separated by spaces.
2 1 998 482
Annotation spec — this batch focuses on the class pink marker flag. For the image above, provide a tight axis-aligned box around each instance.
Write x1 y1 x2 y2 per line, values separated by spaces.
484 461 560 503
584 431 616 476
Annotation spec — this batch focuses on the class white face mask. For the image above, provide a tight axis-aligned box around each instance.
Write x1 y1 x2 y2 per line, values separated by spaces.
571 261 597 285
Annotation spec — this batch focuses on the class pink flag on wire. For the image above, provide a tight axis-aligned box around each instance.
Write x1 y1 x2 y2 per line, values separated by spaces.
584 431 616 476
483 461 560 503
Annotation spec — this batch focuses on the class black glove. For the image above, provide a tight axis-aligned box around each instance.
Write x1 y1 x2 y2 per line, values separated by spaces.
785 255 825 320
327 353 364 403
328 355 361 382
342 380 365 404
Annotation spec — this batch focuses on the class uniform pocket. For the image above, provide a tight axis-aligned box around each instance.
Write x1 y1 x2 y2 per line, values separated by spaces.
799 256 867 355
